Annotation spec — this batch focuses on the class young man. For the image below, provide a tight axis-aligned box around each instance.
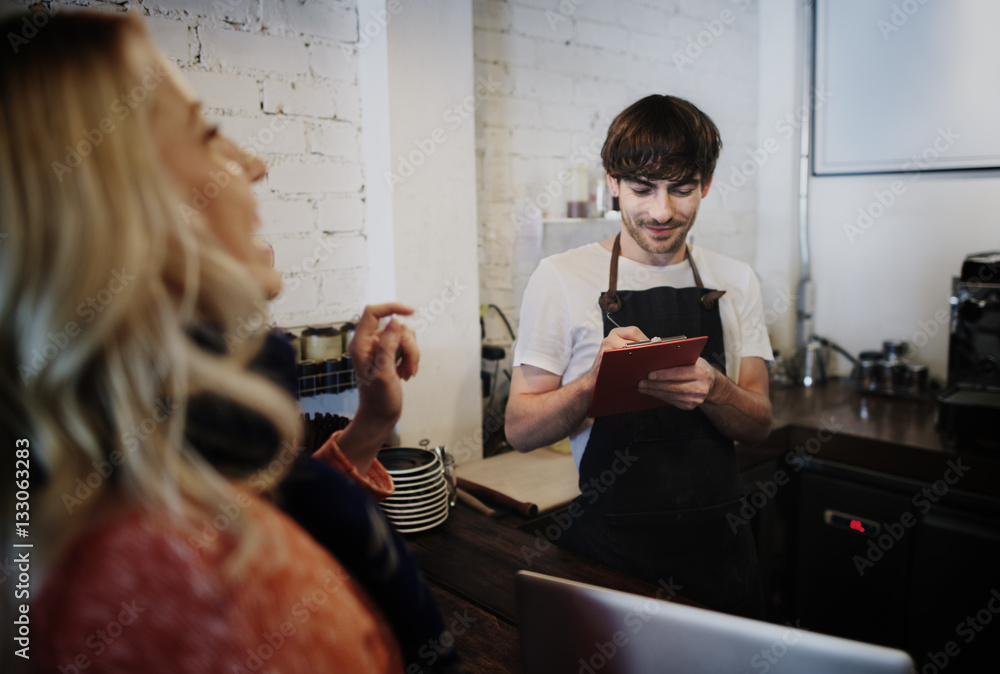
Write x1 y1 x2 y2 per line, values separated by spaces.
505 95 773 618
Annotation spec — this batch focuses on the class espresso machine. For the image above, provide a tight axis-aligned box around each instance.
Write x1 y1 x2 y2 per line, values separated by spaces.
938 251 1000 453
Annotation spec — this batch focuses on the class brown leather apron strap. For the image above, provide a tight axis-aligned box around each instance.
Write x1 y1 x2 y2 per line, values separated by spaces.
688 245 726 310
601 238 725 312
598 233 622 313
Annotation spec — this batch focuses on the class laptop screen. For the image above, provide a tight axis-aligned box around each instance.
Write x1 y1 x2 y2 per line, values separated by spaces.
515 571 915 674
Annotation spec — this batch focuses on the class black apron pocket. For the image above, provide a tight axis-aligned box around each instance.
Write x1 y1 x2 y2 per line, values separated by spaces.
631 405 724 443
604 498 764 618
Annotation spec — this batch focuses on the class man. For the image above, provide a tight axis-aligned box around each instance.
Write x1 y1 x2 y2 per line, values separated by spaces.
505 95 773 618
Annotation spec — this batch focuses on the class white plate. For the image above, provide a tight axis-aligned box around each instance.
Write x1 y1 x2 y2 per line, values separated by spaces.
378 447 440 476
393 507 449 534
383 481 448 504
379 486 448 515
390 468 443 488
383 455 444 482
379 494 448 514
383 499 449 523
382 493 447 513
388 478 448 503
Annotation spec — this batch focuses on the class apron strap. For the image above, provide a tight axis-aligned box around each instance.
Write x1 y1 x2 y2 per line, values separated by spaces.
688 245 727 310
598 233 623 313
600 236 726 313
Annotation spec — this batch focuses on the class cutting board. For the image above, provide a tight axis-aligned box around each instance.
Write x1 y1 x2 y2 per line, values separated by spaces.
456 446 581 516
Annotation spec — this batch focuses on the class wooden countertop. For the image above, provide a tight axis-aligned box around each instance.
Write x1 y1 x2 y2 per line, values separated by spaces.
768 378 942 450
744 379 1000 501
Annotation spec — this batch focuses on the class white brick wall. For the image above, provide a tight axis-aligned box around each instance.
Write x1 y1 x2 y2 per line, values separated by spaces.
308 122 360 158
56 0 369 327
474 0 760 347
199 26 311 76
267 159 363 194
272 234 366 273
146 0 260 25
258 199 316 235
263 79 339 118
183 70 262 113
317 195 365 232
262 0 358 42
617 1 669 33
144 15 196 64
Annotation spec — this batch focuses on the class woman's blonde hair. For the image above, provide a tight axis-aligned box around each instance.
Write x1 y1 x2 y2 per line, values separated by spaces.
0 10 301 571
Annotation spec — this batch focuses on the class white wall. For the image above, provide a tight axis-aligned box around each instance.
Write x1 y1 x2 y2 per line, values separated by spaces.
753 0 802 363
808 172 1000 379
376 0 483 458
755 0 1000 381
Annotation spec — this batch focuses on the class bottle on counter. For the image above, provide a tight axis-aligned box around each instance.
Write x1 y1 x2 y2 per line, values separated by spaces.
566 166 589 218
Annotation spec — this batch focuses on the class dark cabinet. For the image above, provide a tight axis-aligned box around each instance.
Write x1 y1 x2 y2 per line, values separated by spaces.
793 471 912 647
906 505 1000 673
785 464 1000 672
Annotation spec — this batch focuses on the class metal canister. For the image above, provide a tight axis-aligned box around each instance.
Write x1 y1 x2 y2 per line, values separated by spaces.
301 326 344 362
882 340 909 362
856 357 879 391
297 360 318 397
901 363 929 394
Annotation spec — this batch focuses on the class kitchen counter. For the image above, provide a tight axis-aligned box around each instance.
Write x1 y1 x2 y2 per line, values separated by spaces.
403 379 1000 672
749 379 1000 503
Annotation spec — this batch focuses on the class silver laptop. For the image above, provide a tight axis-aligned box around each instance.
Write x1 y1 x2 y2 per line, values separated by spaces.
515 571 915 674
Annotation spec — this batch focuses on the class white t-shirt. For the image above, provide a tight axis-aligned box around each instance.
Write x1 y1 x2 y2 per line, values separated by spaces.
513 242 774 469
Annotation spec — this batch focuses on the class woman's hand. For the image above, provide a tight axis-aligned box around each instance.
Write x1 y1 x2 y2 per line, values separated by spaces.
350 302 419 422
335 303 419 473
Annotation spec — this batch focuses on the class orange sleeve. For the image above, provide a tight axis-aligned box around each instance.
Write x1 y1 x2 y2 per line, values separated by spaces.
312 430 395 501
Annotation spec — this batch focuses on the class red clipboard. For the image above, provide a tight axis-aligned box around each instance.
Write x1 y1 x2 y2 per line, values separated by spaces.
587 335 708 418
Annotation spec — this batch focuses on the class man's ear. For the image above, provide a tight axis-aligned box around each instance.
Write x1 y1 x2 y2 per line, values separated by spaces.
606 173 619 198
701 175 713 198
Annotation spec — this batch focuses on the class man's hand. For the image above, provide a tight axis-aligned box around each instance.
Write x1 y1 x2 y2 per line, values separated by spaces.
636 356 772 445
582 325 650 387
505 325 647 452
637 357 718 410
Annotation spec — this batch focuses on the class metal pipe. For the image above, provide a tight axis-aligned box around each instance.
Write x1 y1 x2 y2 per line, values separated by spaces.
796 0 816 351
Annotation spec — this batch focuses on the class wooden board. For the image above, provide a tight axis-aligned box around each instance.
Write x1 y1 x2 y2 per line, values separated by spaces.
455 446 580 515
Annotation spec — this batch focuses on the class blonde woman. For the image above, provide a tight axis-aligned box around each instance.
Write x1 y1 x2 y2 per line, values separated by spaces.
0 10 447 673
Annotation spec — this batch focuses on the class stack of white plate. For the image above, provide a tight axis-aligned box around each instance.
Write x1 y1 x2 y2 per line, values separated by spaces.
377 447 450 534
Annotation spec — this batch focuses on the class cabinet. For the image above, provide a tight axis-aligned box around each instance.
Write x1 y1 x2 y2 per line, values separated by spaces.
793 471 912 647
906 505 1000 672
788 463 1000 672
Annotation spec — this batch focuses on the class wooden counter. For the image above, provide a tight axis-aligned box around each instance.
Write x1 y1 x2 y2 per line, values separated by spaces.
752 379 1000 501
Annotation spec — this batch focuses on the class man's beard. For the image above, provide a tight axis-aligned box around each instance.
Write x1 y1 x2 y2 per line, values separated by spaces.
622 214 693 258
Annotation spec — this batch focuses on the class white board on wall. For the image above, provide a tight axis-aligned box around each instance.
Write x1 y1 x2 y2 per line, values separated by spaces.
813 0 1000 175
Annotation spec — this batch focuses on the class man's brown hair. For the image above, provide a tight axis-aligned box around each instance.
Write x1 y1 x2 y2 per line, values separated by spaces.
601 94 722 186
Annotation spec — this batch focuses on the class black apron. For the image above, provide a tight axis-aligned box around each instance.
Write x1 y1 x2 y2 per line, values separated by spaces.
558 236 764 619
